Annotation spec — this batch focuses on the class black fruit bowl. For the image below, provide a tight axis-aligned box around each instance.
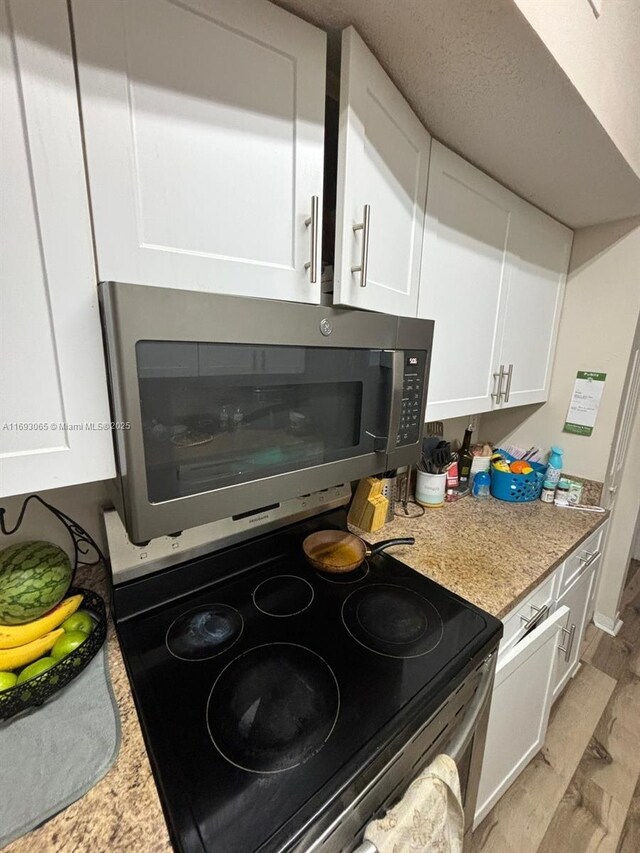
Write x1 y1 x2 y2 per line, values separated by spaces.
0 587 107 721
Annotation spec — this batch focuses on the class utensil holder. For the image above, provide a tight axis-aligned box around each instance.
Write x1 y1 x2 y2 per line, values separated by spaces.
415 471 447 508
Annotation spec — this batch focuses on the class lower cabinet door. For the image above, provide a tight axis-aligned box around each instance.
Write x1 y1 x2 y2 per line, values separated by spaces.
474 605 569 827
552 560 597 702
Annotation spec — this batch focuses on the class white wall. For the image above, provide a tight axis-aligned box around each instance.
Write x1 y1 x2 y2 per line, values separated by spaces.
437 415 480 447
482 217 640 481
0 481 111 561
514 0 640 177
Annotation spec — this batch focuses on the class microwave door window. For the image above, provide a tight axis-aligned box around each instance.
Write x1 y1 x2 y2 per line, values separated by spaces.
135 342 391 503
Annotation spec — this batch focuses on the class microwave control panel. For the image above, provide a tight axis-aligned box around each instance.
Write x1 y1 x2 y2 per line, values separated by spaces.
396 351 425 447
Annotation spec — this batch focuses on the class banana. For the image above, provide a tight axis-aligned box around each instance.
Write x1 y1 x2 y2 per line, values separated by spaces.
0 628 64 671
0 594 83 649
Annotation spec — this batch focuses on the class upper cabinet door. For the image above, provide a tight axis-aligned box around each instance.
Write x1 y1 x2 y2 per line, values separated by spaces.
0 0 115 497
419 142 511 421
496 205 572 408
72 0 326 303
334 27 431 317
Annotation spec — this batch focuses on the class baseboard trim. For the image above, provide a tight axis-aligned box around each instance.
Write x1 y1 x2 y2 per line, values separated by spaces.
593 613 623 636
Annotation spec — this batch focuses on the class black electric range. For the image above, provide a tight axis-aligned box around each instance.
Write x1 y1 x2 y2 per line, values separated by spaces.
112 507 502 853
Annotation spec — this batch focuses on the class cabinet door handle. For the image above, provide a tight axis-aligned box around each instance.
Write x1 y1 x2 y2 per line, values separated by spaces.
304 195 319 283
519 603 548 630
558 623 576 662
578 550 600 570
352 204 371 287
491 365 505 402
503 364 514 403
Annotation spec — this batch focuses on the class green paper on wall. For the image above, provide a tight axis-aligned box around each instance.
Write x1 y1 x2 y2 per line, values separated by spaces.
563 371 606 436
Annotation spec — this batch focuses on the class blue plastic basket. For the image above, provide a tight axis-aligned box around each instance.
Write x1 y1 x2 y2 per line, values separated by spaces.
490 450 547 503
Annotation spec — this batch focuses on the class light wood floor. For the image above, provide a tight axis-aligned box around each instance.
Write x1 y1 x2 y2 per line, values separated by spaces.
471 558 640 853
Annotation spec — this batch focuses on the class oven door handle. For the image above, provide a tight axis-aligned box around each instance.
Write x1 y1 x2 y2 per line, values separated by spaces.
444 654 495 765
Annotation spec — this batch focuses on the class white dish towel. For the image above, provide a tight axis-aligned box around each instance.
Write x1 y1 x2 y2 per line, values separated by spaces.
363 754 464 853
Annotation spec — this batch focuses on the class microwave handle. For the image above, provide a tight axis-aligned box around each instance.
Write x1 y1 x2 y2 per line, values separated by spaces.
366 351 403 453
386 350 403 453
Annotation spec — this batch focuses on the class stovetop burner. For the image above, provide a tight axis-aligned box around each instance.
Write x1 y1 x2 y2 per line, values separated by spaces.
342 584 444 658
315 561 369 585
113 507 501 853
252 575 314 617
165 604 243 661
207 643 340 774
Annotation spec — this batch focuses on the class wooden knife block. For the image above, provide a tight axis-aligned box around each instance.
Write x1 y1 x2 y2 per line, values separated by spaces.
348 477 389 533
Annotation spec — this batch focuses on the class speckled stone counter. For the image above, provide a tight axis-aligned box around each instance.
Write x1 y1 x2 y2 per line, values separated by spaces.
356 487 608 619
3 563 172 853
3 488 607 852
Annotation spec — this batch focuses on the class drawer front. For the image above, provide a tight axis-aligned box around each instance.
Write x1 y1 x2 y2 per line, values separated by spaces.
558 524 606 597
499 570 557 659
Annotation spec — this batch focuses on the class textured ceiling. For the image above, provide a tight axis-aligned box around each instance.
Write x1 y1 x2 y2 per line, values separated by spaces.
273 0 640 228
515 0 640 177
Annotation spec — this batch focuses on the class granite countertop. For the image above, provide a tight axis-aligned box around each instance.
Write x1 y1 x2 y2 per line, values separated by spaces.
4 487 608 852
356 484 608 619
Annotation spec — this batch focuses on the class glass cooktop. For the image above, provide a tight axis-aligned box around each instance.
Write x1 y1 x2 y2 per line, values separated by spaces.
113 508 501 853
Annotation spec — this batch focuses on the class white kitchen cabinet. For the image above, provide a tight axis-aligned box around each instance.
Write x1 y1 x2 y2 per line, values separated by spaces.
494 202 572 409
498 570 557 658
557 525 604 598
474 605 569 827
419 142 511 419
420 142 572 421
72 0 326 304
566 524 605 627
586 543 603 625
0 0 115 497
333 27 431 318
475 522 606 821
552 555 598 702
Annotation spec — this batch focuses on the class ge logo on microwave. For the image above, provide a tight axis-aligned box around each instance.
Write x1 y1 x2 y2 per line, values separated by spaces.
319 318 333 336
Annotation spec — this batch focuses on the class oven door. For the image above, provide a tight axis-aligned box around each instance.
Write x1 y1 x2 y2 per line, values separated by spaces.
100 282 432 543
349 655 496 853
301 653 496 853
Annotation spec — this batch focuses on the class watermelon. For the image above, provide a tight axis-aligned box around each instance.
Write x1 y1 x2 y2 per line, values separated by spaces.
0 541 72 625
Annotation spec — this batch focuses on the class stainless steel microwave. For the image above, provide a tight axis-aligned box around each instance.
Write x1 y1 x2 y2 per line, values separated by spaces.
99 282 434 544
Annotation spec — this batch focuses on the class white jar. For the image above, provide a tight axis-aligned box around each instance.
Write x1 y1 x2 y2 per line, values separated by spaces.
416 471 447 508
